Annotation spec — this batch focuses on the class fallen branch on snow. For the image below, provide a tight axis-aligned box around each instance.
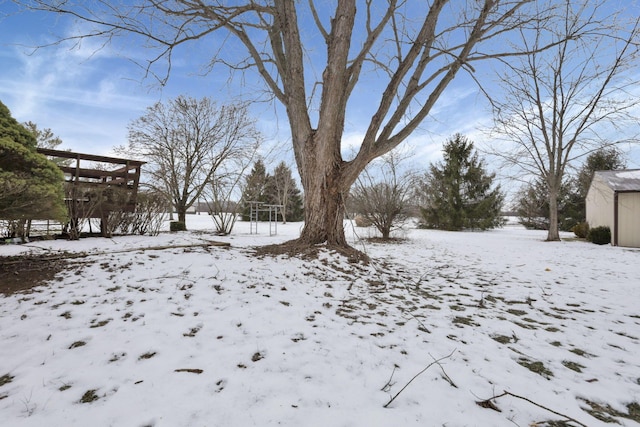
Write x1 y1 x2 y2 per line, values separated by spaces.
383 349 456 408
475 390 588 427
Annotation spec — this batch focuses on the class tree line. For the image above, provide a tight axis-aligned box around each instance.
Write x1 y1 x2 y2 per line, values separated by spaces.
0 88 629 244
0 96 303 239
19 1 638 252
348 134 626 241
5 0 640 248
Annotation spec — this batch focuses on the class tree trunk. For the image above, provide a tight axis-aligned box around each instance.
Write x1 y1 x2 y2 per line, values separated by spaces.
68 218 80 240
297 165 348 247
292 128 353 247
16 219 27 243
547 185 560 241
177 207 187 225
25 219 32 240
381 227 391 240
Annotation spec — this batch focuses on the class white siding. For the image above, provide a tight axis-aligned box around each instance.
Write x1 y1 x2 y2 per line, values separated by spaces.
618 192 640 248
586 176 614 229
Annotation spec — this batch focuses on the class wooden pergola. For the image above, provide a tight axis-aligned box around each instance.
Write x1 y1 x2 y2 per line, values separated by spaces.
37 148 145 237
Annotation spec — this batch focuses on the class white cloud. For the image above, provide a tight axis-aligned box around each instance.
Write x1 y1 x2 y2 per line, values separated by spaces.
0 35 160 155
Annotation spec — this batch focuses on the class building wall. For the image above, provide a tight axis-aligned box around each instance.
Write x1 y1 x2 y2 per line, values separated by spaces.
618 192 640 248
586 176 614 231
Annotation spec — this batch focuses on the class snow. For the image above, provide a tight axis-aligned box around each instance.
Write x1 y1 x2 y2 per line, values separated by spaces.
595 169 640 191
1 216 639 426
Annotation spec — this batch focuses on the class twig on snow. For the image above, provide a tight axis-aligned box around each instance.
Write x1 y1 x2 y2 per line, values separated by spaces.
380 364 399 393
407 311 431 333
430 352 457 388
383 349 456 408
475 390 588 427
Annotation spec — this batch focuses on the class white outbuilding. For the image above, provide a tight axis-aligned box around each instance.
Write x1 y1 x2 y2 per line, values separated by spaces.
586 170 640 247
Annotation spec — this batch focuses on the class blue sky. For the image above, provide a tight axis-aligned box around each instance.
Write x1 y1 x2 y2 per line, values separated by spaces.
1 2 639 199
0 3 488 164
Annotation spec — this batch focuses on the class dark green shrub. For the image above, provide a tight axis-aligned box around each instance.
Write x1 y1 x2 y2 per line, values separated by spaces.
587 226 611 245
571 221 589 239
170 221 186 232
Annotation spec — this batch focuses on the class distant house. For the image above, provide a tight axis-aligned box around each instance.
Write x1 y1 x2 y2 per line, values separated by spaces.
586 170 640 247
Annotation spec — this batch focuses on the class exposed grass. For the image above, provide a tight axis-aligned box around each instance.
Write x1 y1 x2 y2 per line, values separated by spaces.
108 352 126 363
580 399 640 424
183 326 201 337
513 321 538 330
452 316 479 327
89 319 111 328
629 402 640 421
174 368 203 374
0 373 14 387
561 360 585 373
570 348 596 358
491 335 512 344
138 351 157 360
79 389 100 404
517 358 553 379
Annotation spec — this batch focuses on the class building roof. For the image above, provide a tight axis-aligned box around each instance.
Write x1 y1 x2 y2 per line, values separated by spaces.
593 169 640 192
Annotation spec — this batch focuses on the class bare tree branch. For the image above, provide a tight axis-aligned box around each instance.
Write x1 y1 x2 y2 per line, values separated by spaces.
383 349 456 408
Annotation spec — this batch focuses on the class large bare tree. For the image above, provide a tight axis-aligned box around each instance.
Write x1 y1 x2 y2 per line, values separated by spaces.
24 0 584 248
123 96 261 227
488 1 640 241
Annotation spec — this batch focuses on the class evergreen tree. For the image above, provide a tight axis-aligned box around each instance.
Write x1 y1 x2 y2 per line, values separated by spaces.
0 101 66 237
419 134 504 231
22 121 72 167
515 178 579 231
23 121 63 149
577 148 626 198
241 159 269 221
265 162 304 223
516 148 626 231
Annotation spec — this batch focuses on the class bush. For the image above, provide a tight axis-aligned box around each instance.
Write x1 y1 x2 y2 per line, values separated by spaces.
587 226 611 245
170 221 186 232
571 221 589 239
354 215 372 227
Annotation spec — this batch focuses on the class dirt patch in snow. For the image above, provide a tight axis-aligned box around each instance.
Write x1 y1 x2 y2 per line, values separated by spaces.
0 254 70 295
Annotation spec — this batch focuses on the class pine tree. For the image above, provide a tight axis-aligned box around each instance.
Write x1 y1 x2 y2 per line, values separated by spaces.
577 148 626 198
0 101 66 238
22 121 72 167
241 159 269 221
265 162 304 223
419 134 504 231
516 148 626 231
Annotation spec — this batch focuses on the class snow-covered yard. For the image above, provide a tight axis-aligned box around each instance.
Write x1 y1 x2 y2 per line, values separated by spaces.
1 216 639 426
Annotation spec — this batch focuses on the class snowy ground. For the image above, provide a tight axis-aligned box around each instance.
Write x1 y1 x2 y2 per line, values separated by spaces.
0 216 639 427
